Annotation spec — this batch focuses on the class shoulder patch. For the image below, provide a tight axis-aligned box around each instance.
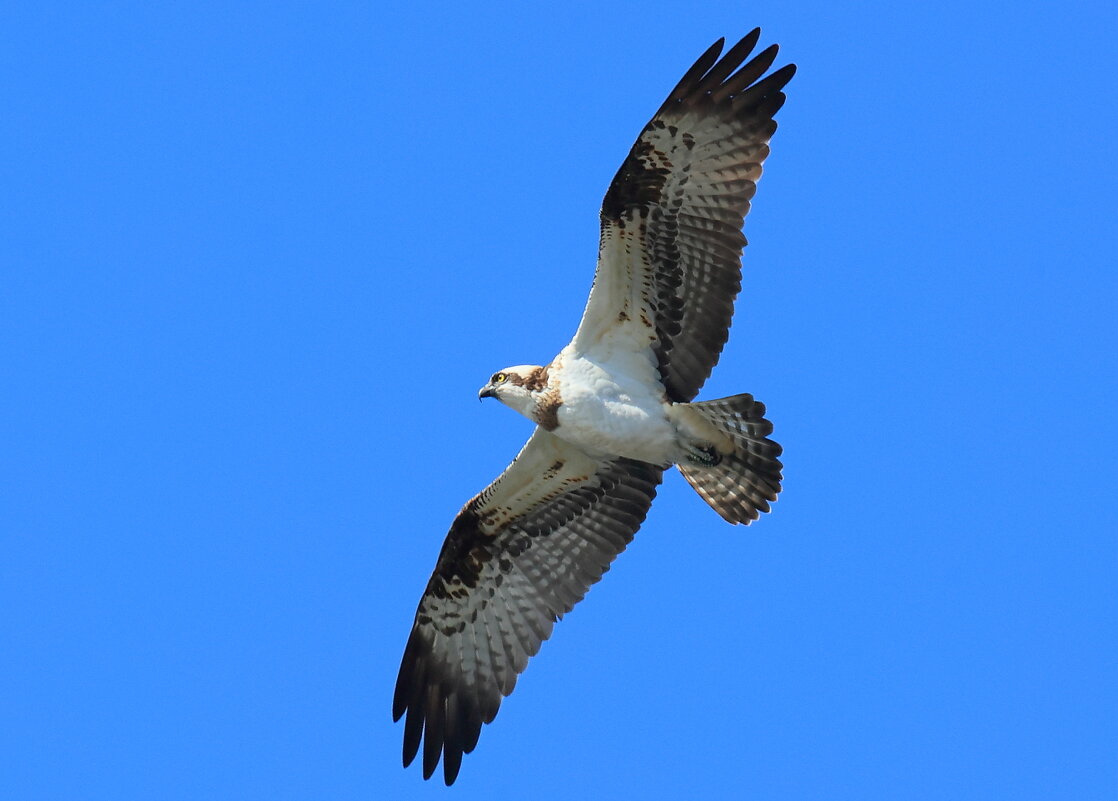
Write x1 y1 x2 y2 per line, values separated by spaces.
535 391 562 431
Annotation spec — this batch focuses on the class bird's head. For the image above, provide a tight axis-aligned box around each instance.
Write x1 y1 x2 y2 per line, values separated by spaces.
478 365 548 416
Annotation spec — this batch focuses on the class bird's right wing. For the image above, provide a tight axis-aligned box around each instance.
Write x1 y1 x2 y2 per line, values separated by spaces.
393 428 664 784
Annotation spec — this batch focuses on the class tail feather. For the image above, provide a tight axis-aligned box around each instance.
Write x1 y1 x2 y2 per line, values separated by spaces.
676 394 783 525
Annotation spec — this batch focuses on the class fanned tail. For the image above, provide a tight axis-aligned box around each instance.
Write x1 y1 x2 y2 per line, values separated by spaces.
675 393 782 524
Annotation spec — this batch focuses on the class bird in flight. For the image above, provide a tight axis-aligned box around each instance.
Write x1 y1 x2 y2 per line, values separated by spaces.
394 29 795 784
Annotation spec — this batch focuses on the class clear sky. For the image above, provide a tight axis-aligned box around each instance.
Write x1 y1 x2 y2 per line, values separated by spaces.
2 2 1115 799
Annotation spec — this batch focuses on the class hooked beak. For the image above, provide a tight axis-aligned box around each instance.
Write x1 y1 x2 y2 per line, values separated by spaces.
478 384 496 401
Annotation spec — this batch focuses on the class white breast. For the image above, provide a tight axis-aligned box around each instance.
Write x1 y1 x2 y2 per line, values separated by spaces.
551 343 676 465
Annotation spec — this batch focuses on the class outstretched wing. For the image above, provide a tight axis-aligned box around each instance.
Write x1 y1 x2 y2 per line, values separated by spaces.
572 30 795 402
393 429 664 785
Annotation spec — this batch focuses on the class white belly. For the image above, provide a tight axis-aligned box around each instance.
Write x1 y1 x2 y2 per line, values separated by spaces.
552 350 676 465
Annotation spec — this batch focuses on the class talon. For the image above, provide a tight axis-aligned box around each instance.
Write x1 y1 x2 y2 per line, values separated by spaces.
686 443 722 467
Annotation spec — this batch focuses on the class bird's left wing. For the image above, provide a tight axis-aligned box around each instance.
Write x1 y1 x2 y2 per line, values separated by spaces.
393 428 664 784
571 30 795 402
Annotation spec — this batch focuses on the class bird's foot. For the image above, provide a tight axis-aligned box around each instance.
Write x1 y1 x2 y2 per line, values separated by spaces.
683 442 723 467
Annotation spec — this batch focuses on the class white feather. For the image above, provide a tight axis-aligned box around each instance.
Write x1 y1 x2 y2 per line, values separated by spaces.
551 342 677 465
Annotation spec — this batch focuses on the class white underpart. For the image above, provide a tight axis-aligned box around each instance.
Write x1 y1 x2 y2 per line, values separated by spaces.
552 333 679 466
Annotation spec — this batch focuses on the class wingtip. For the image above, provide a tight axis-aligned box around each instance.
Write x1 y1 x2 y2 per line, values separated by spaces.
443 752 463 786
737 27 762 54
391 683 407 723
661 37 727 107
402 708 422 769
657 30 796 115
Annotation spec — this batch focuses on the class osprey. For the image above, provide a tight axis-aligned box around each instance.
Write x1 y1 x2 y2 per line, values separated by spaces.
394 30 794 784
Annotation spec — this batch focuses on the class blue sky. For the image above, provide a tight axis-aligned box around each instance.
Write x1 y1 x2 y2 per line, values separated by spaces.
2 1 1116 798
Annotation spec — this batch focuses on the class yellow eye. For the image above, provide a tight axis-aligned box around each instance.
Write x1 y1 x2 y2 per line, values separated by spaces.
493 372 508 383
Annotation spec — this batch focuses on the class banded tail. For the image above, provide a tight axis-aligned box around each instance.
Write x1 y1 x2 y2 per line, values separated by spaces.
676 394 783 524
